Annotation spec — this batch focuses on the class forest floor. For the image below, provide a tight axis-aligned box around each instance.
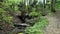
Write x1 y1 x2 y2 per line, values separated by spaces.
44 11 60 34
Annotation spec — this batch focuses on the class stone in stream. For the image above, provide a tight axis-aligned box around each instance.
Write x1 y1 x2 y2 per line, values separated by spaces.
14 23 30 30
11 23 29 34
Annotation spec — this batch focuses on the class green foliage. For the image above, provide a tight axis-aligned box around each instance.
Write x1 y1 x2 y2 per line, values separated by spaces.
29 11 40 17
29 7 41 17
0 0 60 34
0 8 13 23
2 0 20 12
0 8 5 12
46 0 60 10
0 8 13 26
55 0 60 10
25 16 48 34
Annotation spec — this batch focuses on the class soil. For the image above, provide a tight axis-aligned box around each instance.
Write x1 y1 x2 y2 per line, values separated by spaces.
44 11 60 34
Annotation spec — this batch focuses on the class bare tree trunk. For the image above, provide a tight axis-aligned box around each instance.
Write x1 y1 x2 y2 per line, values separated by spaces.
42 0 46 16
51 0 56 12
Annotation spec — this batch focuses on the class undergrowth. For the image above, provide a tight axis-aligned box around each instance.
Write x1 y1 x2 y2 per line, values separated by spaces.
25 16 48 34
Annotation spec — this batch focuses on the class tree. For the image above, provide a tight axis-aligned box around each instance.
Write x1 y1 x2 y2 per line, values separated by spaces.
51 0 56 12
42 0 46 16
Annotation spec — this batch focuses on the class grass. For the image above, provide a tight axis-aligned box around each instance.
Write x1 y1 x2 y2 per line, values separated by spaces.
25 16 48 34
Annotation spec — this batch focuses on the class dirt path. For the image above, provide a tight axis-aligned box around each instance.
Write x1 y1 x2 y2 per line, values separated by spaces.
44 11 60 34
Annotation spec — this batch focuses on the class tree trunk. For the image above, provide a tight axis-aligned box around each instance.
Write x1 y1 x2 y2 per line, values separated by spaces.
42 0 46 16
51 0 56 12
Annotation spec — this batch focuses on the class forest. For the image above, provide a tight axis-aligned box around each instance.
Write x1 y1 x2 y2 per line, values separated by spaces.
0 0 60 34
